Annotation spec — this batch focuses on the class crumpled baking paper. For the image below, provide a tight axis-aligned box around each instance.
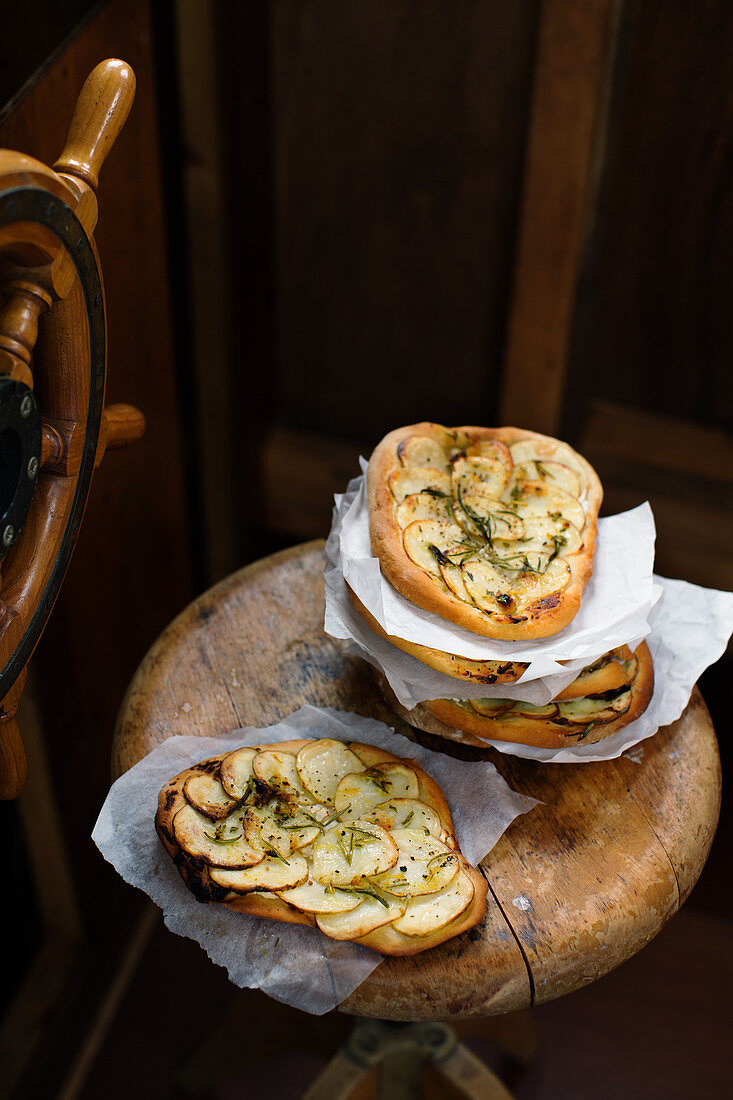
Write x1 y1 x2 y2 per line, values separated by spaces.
93 705 537 1015
325 473 733 763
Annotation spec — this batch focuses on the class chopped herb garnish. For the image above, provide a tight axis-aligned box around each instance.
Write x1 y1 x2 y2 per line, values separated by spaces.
204 826 244 845
322 803 352 827
264 847 290 865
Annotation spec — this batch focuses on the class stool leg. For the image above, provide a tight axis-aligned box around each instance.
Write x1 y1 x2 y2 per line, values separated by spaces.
302 1048 375 1100
430 1041 518 1100
303 1019 520 1100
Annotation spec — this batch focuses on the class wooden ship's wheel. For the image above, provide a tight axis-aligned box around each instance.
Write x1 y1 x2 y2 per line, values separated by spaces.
0 59 144 799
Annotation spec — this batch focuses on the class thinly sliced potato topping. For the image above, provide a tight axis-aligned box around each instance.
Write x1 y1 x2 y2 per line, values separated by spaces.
219 747 257 799
395 492 452 528
278 879 363 914
389 467 451 502
164 740 481 943
403 519 466 577
334 763 420 819
183 773 240 820
210 853 308 893
390 431 593 613
361 797 444 838
439 557 478 605
469 698 514 717
392 869 475 936
456 683 634 729
371 829 459 897
311 821 398 884
296 740 365 804
557 689 632 724
451 455 510 503
253 750 311 802
243 804 320 858
397 436 451 470
316 894 406 938
173 804 264 869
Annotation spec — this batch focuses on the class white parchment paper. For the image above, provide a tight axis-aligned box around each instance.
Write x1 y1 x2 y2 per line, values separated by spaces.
93 706 537 1015
329 473 660 689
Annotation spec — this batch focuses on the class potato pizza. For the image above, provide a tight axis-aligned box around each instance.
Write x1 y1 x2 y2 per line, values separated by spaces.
156 738 487 955
367 423 603 640
376 642 654 751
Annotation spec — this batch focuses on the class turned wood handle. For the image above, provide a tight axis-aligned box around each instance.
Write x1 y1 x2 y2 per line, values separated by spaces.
96 403 146 466
53 59 136 192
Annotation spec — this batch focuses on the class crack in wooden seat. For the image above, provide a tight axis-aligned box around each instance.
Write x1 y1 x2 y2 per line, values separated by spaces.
113 540 720 1021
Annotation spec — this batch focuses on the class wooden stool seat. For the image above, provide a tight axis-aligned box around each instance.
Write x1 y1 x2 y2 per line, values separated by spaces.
113 541 721 1021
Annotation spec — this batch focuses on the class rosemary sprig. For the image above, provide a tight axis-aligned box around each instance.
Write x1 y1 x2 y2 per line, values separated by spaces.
348 886 390 908
322 803 352 827
576 722 596 742
363 768 390 794
263 846 290 865
204 826 244 845
457 484 493 544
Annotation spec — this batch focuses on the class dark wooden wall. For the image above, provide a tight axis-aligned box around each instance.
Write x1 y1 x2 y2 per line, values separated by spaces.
272 0 539 443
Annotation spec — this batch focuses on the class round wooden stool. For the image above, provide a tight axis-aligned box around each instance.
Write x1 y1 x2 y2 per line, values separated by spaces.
113 541 721 1021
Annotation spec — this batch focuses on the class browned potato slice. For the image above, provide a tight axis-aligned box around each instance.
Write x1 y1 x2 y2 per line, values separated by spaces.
469 698 514 718
397 436 450 470
243 804 320 858
512 460 581 499
296 740 365 804
392 869 475 936
172 804 263 869
253 749 310 802
334 763 420 819
461 561 515 612
513 481 585 531
210 852 308 892
395 491 451 529
316 894 407 939
513 559 572 609
403 519 466 576
521 516 583 556
278 879 363 914
507 701 559 719
438 557 477 604
470 439 513 467
389 467 451 502
557 689 632 724
312 821 398 885
183 774 240 820
371 829 459 897
361 798 444 839
219 747 257 799
451 455 511 504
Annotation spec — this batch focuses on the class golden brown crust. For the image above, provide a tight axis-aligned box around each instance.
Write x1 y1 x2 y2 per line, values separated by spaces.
367 423 603 641
155 737 485 954
347 584 527 685
375 644 654 751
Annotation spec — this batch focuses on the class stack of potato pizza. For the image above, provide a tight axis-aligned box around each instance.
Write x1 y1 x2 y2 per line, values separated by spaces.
344 422 654 751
